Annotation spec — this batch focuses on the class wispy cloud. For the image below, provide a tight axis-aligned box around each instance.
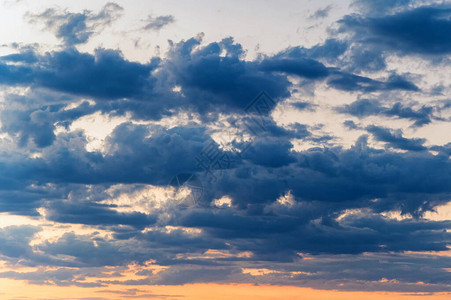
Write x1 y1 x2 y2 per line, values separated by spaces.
142 14 175 31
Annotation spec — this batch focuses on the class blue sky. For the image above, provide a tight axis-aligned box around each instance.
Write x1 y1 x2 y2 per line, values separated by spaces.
0 0 450 298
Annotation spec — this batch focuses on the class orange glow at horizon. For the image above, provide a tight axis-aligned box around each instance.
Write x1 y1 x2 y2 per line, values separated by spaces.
0 279 450 300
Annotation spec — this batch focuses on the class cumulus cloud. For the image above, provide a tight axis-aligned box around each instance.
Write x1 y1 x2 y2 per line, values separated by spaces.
27 2 123 46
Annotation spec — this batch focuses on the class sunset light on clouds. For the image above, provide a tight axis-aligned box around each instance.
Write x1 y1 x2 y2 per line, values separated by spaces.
0 0 449 299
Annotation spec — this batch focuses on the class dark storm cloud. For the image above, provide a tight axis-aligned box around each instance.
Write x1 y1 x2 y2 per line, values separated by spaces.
100 124 211 185
240 139 296 168
384 102 435 126
0 91 98 149
338 99 436 126
328 2 451 75
340 46 387 73
35 49 157 99
44 201 157 229
163 36 292 114
340 5 451 55
0 33 422 135
273 39 349 63
260 57 329 79
206 136 451 217
0 226 39 260
338 98 383 117
366 125 427 151
7 118 450 216
0 37 292 123
327 72 419 92
163 36 418 115
27 2 123 46
2 111 448 221
0 123 212 201
431 142 451 156
0 48 157 100
1 107 57 148
0 60 34 85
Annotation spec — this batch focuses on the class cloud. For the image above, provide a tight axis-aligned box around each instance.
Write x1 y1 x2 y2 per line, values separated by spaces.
327 72 419 92
0 48 157 99
340 5 451 55
308 5 333 19
0 268 105 287
281 39 349 68
351 0 413 15
44 200 157 229
143 15 175 31
366 125 427 151
163 36 292 114
0 1 449 292
260 57 329 79
337 99 436 126
0 33 423 133
27 2 123 46
1 106 56 148
0 226 40 260
39 232 146 267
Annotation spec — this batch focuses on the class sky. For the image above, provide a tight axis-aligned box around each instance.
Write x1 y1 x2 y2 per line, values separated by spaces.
0 0 450 299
